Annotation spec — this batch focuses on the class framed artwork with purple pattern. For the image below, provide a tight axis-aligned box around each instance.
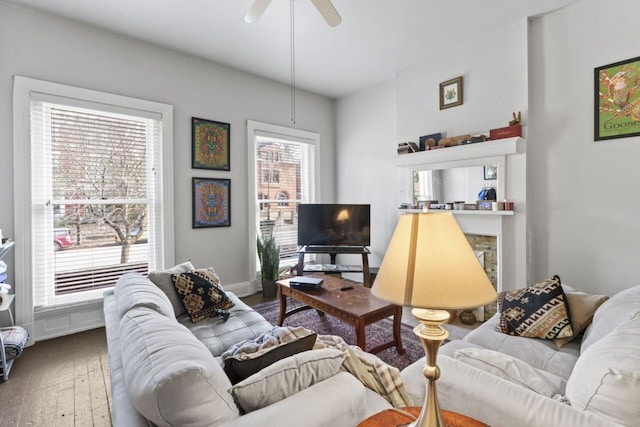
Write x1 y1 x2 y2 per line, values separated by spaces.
192 117 230 170
192 177 231 228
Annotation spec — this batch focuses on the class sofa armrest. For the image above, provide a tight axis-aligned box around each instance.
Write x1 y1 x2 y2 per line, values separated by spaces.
219 373 370 427
406 355 623 427
103 293 150 427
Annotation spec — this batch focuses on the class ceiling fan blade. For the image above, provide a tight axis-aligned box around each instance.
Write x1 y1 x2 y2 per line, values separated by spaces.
310 0 342 27
245 0 272 23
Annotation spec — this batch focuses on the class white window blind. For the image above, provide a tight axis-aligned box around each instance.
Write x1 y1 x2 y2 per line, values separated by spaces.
250 124 318 269
30 100 164 307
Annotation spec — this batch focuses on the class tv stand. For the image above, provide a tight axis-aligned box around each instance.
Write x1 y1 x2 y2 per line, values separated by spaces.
296 245 372 287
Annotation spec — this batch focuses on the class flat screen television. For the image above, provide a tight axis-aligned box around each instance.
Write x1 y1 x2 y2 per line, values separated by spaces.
297 204 370 247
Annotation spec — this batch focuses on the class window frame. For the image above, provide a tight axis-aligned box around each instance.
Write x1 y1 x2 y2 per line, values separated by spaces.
13 76 175 337
246 120 320 286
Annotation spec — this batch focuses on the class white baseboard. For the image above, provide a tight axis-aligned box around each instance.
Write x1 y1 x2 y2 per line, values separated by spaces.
33 299 105 342
225 279 261 298
28 279 261 342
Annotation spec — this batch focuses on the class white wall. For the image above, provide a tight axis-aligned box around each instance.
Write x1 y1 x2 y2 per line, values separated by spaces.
528 0 640 295
335 80 397 268
395 21 529 293
337 0 640 297
337 21 529 289
0 3 335 332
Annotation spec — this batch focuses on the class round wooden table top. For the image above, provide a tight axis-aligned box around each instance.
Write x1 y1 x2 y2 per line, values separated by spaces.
357 407 488 427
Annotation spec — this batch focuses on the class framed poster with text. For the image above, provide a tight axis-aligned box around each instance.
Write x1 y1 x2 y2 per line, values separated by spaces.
595 56 640 141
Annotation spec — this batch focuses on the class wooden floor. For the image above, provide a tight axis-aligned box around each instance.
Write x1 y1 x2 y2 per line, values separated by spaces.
0 328 112 427
0 294 270 427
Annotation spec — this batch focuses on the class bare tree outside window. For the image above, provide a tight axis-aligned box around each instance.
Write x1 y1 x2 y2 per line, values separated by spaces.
52 108 148 265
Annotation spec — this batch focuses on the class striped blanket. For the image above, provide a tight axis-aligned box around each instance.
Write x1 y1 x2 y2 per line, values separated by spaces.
221 326 412 408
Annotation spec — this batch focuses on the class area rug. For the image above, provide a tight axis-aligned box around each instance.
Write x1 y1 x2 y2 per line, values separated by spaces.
252 298 428 371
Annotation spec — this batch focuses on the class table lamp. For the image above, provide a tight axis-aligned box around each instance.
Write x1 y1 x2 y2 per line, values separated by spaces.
372 212 496 427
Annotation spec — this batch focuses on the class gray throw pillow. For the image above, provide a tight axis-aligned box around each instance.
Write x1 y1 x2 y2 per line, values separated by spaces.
231 348 345 413
148 261 195 316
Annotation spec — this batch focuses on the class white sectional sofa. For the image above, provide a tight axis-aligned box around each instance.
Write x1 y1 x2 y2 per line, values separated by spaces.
401 284 640 427
104 270 392 427
106 263 640 427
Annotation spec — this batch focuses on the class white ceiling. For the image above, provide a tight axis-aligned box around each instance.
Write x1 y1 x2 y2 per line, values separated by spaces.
4 0 579 98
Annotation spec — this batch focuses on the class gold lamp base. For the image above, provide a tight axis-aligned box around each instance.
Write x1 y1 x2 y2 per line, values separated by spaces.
408 308 450 427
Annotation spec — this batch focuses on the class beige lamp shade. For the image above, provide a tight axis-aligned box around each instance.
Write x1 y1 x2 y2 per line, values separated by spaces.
372 212 497 310
336 209 350 222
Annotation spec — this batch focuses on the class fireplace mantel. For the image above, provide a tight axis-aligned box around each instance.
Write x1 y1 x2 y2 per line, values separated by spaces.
395 137 524 167
395 135 527 299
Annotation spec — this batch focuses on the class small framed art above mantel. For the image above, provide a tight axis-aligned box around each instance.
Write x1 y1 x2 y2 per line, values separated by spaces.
440 76 463 110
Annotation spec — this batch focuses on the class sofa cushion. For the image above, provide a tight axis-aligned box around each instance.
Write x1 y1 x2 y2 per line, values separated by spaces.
231 348 345 413
496 275 573 340
453 348 564 400
581 284 640 353
171 267 235 322
463 313 580 380
222 326 317 384
554 290 608 348
148 261 195 316
114 272 175 319
565 318 640 426
179 292 274 357
119 306 239 427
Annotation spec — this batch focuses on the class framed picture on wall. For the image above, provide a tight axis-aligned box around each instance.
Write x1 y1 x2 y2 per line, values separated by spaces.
192 117 230 170
594 56 640 141
439 76 463 110
484 164 497 180
192 177 231 228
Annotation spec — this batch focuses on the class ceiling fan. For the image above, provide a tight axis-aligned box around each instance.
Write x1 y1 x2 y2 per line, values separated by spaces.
245 0 342 27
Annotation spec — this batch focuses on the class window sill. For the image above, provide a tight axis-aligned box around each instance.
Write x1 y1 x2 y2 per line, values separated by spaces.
34 297 104 318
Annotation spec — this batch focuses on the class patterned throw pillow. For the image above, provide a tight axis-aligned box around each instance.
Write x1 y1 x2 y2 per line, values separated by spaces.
495 275 573 340
171 267 234 323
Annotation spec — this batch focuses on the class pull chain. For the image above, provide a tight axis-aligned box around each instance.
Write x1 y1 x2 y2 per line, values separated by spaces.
290 0 296 125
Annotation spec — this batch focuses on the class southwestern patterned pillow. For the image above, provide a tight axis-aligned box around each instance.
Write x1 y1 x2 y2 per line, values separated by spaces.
495 275 573 340
171 267 235 323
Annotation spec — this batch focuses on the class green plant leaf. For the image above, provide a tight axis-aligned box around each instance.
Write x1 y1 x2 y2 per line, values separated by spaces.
257 233 281 280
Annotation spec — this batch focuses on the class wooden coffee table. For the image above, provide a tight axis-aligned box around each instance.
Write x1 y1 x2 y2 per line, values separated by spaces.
276 275 404 354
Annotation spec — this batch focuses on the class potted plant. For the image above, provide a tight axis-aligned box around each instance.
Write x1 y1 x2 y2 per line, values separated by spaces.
257 234 281 298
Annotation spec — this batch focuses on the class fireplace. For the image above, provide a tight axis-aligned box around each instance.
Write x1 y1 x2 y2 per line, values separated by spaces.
395 136 528 315
467 234 498 320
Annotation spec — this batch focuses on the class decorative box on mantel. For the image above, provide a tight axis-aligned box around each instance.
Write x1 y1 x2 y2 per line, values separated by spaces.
490 124 521 140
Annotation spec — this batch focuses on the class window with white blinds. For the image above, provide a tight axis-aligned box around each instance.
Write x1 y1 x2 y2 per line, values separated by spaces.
248 121 318 273
28 95 166 307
